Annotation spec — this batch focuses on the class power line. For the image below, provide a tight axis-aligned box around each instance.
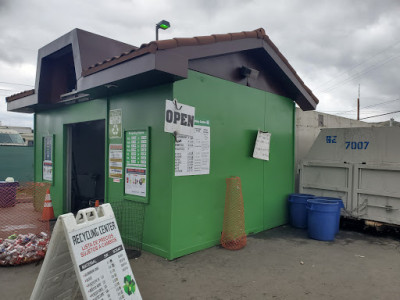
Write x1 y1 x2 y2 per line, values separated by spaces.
315 39 400 91
360 110 400 120
0 81 34 87
361 98 400 110
319 53 400 94
319 97 400 116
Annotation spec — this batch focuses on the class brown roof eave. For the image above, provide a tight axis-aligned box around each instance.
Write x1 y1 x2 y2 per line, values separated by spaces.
82 43 158 77
261 40 319 108
6 89 35 103
80 27 318 110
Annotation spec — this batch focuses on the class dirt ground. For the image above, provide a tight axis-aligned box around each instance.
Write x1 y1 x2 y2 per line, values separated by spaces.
2 225 400 300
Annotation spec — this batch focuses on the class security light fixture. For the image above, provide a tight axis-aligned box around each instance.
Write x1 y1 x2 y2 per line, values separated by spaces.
156 20 171 41
60 91 90 104
240 66 259 80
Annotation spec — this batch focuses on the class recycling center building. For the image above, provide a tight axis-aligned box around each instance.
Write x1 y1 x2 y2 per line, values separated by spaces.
6 28 318 259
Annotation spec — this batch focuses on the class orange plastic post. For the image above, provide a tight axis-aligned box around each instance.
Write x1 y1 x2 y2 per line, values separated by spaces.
41 188 55 221
220 177 247 250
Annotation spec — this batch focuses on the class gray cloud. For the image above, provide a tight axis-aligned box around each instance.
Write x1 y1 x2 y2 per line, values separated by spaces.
0 0 399 125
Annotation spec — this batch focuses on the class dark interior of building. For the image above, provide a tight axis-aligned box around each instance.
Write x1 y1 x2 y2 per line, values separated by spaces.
70 119 105 213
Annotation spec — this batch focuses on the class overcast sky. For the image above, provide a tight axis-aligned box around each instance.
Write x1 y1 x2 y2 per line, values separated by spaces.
0 0 399 127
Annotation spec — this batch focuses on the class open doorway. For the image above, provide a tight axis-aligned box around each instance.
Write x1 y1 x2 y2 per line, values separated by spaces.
67 120 105 213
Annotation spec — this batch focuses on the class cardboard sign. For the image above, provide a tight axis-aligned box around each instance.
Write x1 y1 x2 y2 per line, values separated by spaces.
30 204 142 300
253 130 271 161
164 99 195 136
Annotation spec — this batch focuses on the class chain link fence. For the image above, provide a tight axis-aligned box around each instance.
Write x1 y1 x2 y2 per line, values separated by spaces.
111 200 145 259
0 182 51 266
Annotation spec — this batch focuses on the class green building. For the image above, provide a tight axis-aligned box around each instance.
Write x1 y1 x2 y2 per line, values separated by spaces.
6 28 318 259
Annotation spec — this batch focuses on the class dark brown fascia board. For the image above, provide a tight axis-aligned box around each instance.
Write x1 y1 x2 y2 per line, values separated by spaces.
83 38 264 78
7 93 37 113
77 51 187 93
165 38 263 61
7 51 186 112
8 32 317 111
6 29 79 110
35 29 83 97
6 89 35 102
161 38 317 110
261 40 317 110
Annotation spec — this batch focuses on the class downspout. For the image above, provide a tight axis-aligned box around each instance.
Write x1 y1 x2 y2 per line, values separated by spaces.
104 84 117 203
33 113 37 183
105 90 110 203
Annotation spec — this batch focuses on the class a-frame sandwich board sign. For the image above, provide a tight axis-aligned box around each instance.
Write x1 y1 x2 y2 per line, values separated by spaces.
31 204 142 300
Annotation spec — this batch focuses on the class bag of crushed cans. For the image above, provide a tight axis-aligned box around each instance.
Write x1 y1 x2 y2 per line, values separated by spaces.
0 232 49 266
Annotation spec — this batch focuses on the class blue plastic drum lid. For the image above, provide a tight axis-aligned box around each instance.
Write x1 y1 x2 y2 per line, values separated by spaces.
306 199 340 211
314 197 344 208
288 194 315 203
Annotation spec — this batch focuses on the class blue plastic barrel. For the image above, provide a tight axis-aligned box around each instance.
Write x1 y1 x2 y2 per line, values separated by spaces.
288 194 315 229
314 197 344 233
307 199 339 241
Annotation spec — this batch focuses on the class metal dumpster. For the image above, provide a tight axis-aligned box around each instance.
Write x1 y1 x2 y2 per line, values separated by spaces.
299 127 400 226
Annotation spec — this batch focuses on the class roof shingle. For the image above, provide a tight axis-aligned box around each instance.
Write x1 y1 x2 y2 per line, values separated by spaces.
6 89 34 103
7 28 319 106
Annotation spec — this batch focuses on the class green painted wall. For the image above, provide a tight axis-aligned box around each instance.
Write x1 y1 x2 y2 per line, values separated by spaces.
33 71 294 260
170 71 294 259
107 84 174 258
0 146 34 182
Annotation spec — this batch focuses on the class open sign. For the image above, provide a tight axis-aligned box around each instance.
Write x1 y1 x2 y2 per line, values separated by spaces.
164 99 195 136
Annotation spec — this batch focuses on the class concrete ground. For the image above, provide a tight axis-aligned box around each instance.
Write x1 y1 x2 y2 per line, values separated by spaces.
2 225 400 300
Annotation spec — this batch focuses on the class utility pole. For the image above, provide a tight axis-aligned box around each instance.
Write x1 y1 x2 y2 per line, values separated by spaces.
357 84 360 120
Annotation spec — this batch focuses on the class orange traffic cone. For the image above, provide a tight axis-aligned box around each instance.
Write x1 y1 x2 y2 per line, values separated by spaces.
41 189 55 221
95 200 100 207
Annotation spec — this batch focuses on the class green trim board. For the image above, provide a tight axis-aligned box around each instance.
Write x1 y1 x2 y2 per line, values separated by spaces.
123 129 150 203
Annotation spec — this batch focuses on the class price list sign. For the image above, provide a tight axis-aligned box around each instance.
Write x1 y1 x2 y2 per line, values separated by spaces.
175 120 210 176
125 130 149 199
69 218 141 299
43 135 54 182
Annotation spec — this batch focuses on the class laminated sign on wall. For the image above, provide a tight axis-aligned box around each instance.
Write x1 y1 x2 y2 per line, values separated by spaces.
30 204 142 300
253 130 271 161
109 144 123 180
43 135 54 182
124 130 149 201
175 120 210 176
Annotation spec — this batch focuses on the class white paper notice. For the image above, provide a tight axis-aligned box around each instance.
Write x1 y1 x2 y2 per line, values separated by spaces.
253 130 271 161
109 144 123 179
43 160 53 181
175 120 210 176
